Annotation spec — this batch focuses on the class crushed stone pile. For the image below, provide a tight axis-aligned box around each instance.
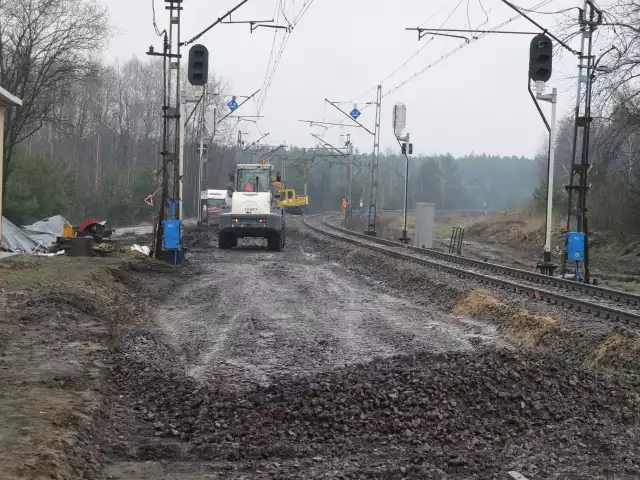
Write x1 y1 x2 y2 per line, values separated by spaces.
111 331 640 479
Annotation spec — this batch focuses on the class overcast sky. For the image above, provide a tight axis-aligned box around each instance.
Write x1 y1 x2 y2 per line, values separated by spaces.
103 0 594 158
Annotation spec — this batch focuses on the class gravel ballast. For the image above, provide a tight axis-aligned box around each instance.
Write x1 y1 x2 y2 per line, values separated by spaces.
100 224 640 479
110 329 639 479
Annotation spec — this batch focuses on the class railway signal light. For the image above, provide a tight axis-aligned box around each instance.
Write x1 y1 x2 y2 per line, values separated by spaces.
529 34 552 82
188 44 208 86
408 143 413 155
401 143 406 154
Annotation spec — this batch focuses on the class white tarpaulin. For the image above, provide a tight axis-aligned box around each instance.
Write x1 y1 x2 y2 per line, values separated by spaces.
22 215 70 248
23 215 69 236
1 216 38 253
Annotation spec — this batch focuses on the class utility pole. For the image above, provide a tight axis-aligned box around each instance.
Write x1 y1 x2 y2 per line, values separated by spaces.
144 0 252 245
562 2 603 284
325 85 382 236
178 100 185 221
173 1 182 211
187 84 207 225
147 0 184 263
146 31 170 258
368 85 382 236
345 134 353 226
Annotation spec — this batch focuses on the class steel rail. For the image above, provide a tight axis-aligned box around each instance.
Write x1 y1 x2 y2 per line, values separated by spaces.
302 214 640 325
321 215 640 308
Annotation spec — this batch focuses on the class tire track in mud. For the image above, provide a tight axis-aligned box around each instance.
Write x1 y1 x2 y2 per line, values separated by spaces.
153 233 497 394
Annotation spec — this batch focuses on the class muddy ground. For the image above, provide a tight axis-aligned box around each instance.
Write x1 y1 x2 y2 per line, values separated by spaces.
1 222 639 479
0 251 185 479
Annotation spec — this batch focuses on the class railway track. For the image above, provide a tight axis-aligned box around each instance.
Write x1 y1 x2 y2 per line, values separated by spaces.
303 214 640 325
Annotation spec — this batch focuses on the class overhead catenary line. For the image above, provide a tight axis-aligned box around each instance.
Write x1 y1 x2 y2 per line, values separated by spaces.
320 0 551 148
150 0 166 37
257 0 316 115
345 0 467 107
382 0 556 99
182 0 252 46
324 0 468 132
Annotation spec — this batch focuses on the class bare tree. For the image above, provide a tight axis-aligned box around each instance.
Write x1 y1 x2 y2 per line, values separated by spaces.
0 0 109 195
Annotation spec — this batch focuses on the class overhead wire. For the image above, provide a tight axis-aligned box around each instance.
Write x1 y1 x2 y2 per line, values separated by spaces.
326 0 467 134
254 0 285 135
476 0 490 30
346 0 466 107
257 0 316 115
322 0 555 135
382 0 555 99
151 0 166 37
258 0 283 103
280 0 292 27
512 3 576 15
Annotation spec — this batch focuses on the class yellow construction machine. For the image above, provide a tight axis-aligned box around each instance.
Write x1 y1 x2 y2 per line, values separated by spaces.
271 176 308 215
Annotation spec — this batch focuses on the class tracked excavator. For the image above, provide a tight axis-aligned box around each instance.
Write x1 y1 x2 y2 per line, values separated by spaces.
218 163 286 251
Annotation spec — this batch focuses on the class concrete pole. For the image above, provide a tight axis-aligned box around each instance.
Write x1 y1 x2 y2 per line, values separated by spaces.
543 88 558 260
197 85 206 224
178 101 185 220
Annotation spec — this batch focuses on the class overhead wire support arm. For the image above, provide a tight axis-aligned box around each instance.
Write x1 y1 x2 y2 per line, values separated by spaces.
499 0 579 55
405 28 470 43
325 99 374 136
230 115 264 124
309 134 350 168
260 144 286 160
221 18 274 26
217 89 261 124
182 0 252 46
406 27 539 40
300 119 359 127
220 18 290 33
310 133 349 157
252 23 292 33
242 133 270 151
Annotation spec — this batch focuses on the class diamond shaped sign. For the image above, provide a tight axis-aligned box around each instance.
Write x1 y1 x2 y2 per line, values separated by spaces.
227 98 239 111
350 108 361 119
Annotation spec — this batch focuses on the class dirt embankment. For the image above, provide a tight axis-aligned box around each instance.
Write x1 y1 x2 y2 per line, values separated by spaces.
463 211 640 275
0 252 185 479
348 210 640 290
